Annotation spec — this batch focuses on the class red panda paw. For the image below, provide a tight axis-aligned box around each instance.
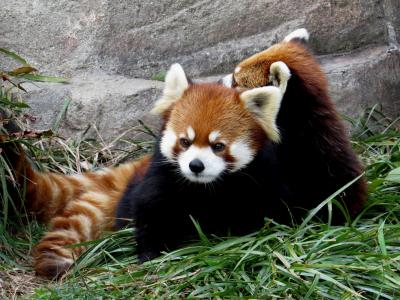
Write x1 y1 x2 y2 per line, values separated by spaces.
32 236 80 279
33 251 74 279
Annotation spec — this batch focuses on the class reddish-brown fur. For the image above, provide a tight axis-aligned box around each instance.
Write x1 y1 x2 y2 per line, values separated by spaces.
168 83 267 155
233 42 325 90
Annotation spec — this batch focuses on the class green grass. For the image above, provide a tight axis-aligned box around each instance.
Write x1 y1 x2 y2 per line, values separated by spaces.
2 49 400 299
151 69 167 82
2 108 396 299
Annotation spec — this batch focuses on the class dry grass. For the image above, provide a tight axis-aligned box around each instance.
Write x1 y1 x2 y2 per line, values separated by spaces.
0 269 45 299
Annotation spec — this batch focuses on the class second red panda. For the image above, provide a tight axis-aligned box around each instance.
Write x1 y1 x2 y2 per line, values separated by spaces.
221 28 367 220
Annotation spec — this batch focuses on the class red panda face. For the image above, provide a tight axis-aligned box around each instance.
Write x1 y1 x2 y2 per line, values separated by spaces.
152 64 288 184
160 84 265 183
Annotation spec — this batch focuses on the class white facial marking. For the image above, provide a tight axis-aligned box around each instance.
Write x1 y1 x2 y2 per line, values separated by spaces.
230 139 255 171
234 66 241 73
220 74 233 87
187 126 195 141
283 28 310 43
178 146 226 183
160 127 177 159
208 131 220 143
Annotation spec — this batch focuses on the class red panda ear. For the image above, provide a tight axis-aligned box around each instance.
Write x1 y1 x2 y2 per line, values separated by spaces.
283 28 309 44
219 74 233 87
151 63 189 115
240 86 283 143
269 61 291 94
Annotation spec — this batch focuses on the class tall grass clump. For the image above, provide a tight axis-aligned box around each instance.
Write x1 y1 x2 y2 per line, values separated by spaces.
0 48 72 298
0 47 70 221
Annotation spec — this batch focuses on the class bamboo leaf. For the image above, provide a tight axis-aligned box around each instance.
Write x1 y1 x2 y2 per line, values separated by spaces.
378 219 387 256
385 167 400 183
0 48 29 65
0 96 30 109
16 73 69 83
52 97 71 133
8 66 38 76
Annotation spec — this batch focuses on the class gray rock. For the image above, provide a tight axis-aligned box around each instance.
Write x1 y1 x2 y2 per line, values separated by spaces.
1 0 397 78
0 0 399 141
322 46 400 118
24 72 164 142
305 0 387 55
383 0 400 50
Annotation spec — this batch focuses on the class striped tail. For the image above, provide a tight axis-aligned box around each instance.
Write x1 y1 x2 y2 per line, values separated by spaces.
1 112 151 278
31 156 151 278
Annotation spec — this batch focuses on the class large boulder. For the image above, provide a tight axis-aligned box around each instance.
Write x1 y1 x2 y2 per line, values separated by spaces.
23 73 163 142
1 0 399 140
323 47 400 118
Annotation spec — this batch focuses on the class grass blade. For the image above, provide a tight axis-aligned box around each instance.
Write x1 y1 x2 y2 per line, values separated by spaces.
0 48 29 65
16 74 69 83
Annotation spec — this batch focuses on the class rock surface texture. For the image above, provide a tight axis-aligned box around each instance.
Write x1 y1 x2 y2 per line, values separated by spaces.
1 0 399 141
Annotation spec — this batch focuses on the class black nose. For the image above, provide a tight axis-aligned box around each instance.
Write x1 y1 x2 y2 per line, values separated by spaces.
189 159 205 174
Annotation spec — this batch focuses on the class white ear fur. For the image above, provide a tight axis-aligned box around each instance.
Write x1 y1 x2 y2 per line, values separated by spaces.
283 28 310 43
240 86 284 142
151 63 189 115
269 61 291 95
219 73 233 87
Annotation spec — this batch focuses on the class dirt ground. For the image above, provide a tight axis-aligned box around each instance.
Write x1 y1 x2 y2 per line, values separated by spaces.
0 268 45 299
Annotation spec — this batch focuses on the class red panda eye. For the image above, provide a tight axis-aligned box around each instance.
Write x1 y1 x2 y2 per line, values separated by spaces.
212 143 225 152
180 138 191 148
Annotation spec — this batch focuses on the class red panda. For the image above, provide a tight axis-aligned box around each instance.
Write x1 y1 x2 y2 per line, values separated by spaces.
116 62 290 262
221 28 367 219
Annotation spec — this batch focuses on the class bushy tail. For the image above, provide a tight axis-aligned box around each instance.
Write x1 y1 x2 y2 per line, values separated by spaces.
1 116 151 277
0 136 88 224
1 109 154 278
32 156 150 278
